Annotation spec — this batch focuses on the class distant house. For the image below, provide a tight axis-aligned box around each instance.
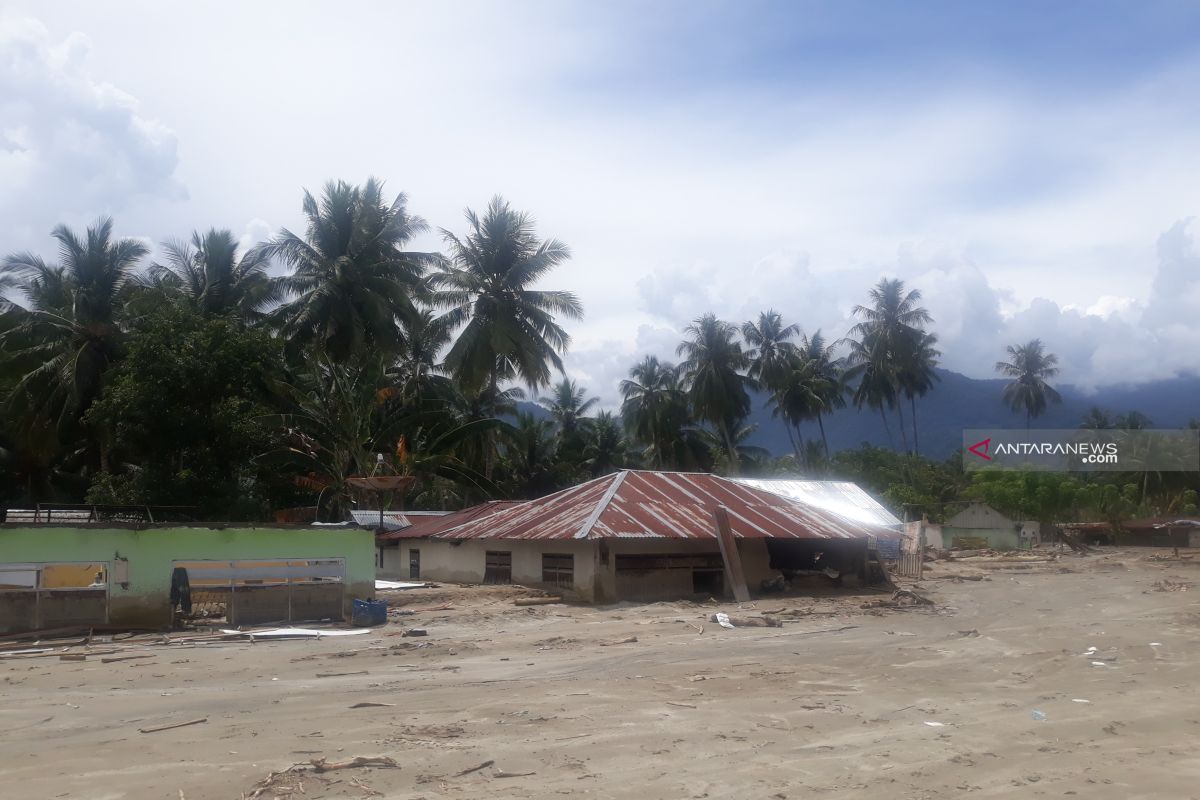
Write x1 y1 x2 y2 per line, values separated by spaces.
1061 519 1200 548
374 470 900 602
943 502 1024 550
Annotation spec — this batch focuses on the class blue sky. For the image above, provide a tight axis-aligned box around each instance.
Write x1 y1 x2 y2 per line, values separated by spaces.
2 1 1200 403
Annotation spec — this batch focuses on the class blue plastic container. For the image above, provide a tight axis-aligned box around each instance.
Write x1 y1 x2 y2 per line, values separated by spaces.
352 598 388 627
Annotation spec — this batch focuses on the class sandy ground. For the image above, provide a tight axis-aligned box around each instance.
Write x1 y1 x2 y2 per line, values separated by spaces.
4 548 1200 799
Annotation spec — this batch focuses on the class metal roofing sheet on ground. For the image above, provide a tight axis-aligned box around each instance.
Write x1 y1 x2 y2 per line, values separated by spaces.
731 479 903 529
432 470 901 542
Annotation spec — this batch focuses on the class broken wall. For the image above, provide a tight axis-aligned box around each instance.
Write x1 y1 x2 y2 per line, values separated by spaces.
0 526 376 633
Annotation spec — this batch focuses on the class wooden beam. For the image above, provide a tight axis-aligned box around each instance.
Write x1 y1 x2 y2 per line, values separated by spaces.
712 506 751 603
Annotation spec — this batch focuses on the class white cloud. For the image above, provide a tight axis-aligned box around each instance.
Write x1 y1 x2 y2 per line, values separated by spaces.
3 4 1200 405
0 12 184 247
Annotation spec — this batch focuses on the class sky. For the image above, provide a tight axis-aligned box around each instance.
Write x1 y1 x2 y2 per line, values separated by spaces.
3 1 1200 406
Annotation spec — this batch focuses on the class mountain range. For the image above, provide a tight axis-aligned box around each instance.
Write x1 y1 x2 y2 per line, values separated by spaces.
520 368 1200 460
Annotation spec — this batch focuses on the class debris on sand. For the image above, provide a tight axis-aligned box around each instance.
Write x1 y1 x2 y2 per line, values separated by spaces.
709 613 783 628
246 756 398 799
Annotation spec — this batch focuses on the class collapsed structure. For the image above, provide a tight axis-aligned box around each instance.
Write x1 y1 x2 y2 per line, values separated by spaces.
0 510 375 634
377 470 900 602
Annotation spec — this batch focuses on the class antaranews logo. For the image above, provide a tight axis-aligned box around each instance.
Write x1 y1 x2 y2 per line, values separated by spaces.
963 429 1200 473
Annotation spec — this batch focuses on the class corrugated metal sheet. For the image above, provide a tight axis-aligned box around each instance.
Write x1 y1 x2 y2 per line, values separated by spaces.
376 502 519 540
731 479 903 530
433 470 900 542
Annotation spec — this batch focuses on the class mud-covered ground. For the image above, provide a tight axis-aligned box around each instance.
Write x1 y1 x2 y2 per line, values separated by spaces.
3 548 1199 799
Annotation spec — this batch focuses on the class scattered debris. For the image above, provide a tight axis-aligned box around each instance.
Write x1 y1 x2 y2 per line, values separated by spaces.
666 701 697 709
375 580 427 590
494 770 537 778
923 721 946 727
138 717 208 734
349 702 395 709
598 636 638 646
221 628 371 640
1153 579 1189 592
514 597 561 607
317 671 369 678
709 613 782 628
402 628 428 637
349 776 384 796
1032 709 1047 721
453 760 495 777
1072 698 1091 703
59 653 86 662
956 629 980 638
247 757 399 798
100 654 155 664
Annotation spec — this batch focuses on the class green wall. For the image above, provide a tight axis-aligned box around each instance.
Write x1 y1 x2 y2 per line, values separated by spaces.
942 526 1021 550
0 526 375 627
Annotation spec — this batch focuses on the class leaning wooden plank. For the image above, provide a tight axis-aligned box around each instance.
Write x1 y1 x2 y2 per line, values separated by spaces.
514 597 561 606
138 717 208 734
100 654 156 664
713 506 751 603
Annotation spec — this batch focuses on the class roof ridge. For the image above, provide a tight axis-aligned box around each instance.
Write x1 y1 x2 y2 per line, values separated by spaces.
573 470 628 539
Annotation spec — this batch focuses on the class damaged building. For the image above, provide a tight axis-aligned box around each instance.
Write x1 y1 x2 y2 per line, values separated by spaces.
0 510 376 634
376 470 900 602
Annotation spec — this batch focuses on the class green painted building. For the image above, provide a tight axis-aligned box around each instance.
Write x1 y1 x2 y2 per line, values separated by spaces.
0 524 375 633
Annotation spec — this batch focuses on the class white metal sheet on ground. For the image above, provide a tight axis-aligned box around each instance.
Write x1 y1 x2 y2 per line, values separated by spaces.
220 628 371 638
374 580 426 590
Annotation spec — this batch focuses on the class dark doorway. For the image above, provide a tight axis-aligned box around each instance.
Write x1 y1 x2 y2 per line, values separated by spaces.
692 569 723 596
409 549 420 580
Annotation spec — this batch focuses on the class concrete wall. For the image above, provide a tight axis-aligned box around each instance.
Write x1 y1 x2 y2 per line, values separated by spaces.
0 526 376 631
381 535 780 604
383 538 600 601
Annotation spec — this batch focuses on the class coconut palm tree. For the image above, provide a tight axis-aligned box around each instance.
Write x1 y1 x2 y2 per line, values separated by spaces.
742 310 800 392
146 228 279 319
797 330 846 456
389 309 454 402
995 339 1062 428
619 356 702 470
676 313 752 473
898 331 940 455
847 278 932 453
767 354 827 463
263 178 434 361
432 196 582 397
538 378 599 436
582 411 630 476
1 218 148 443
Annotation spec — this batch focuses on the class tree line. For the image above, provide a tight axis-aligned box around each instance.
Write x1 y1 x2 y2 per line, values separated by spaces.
1 178 1195 525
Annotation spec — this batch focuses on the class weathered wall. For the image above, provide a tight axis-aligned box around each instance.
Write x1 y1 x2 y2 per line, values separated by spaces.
943 526 1021 550
0 526 376 631
595 537 776 604
385 538 599 601
945 503 1017 530
383 535 784 604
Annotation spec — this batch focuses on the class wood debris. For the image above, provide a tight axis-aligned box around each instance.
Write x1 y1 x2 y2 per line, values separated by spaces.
139 717 208 734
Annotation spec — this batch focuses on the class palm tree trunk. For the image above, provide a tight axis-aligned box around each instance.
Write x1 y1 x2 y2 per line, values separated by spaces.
896 401 910 455
720 420 739 475
878 406 894 449
816 412 830 457
783 420 801 463
793 424 808 470
485 370 498 481
910 395 920 456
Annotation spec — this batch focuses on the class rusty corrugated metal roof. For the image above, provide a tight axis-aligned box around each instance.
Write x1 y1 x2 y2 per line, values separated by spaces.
432 470 900 541
376 501 519 540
